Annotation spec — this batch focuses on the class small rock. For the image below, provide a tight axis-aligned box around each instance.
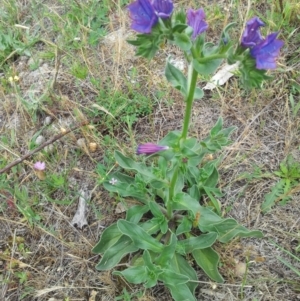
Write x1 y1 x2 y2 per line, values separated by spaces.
44 116 52 126
77 138 86 148
44 144 55 154
35 135 45 145
89 142 97 152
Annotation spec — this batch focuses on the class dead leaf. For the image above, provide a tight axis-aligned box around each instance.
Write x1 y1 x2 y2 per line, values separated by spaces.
71 189 90 229
115 199 142 213
203 63 239 90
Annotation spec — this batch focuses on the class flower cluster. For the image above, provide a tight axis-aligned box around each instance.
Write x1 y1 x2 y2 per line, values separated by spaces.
241 17 284 70
128 0 173 33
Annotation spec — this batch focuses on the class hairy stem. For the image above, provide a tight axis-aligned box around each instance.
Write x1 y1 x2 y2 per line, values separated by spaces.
181 63 198 140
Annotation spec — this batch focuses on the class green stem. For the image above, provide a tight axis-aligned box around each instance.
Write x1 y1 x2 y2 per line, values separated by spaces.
167 165 179 218
181 62 198 140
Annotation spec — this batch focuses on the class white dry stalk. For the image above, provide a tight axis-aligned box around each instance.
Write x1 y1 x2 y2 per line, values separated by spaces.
203 62 239 90
71 189 90 229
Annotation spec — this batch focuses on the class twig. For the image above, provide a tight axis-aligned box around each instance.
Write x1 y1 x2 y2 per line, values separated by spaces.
0 121 88 174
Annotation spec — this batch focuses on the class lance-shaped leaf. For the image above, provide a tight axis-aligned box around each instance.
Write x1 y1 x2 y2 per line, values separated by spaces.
114 151 160 181
156 233 177 266
92 223 122 254
118 220 164 252
159 269 190 286
165 60 187 96
201 218 263 243
177 232 218 254
192 247 224 283
113 266 148 284
126 204 149 223
173 192 201 216
95 235 138 270
165 283 196 301
169 253 198 293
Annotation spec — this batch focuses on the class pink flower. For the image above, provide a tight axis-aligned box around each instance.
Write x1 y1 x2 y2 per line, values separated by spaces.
137 143 169 155
33 161 46 171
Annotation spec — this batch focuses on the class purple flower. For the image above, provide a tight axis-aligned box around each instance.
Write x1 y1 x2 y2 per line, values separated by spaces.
128 0 158 33
250 32 284 69
241 17 265 48
33 161 46 171
137 143 169 155
152 0 173 18
187 8 208 40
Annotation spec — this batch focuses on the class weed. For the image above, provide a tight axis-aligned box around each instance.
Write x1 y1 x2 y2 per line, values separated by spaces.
261 154 300 212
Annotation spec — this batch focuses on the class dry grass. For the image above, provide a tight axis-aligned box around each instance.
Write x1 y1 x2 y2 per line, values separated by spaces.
1 0 300 300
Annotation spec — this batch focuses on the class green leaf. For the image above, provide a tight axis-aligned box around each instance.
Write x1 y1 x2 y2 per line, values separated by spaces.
165 283 196 301
194 86 204 100
176 216 192 235
203 166 219 188
173 192 201 216
203 187 221 215
92 223 122 254
95 235 138 270
193 58 223 76
261 179 292 213
126 205 149 223
156 233 177 266
174 32 192 51
142 250 160 288
113 266 148 284
114 151 157 180
159 269 189 285
159 130 181 147
192 247 224 283
169 253 198 293
177 233 218 254
165 61 187 96
118 220 164 252
201 218 263 243
210 117 223 137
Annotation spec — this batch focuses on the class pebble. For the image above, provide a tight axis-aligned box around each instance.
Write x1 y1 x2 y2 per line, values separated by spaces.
44 116 52 126
35 135 45 145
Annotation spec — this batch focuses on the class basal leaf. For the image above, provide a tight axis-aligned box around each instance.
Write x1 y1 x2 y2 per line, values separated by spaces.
176 216 192 235
165 283 196 301
113 266 148 284
169 254 198 293
118 220 164 252
177 232 218 254
95 235 138 271
92 223 122 254
159 269 189 285
192 247 224 283
156 233 177 266
126 204 149 223
173 192 201 216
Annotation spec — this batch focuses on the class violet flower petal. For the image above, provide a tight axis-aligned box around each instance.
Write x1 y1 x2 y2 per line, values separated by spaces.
250 32 284 69
241 17 265 48
137 143 169 155
34 161 46 171
152 0 173 19
187 8 208 40
128 0 158 33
